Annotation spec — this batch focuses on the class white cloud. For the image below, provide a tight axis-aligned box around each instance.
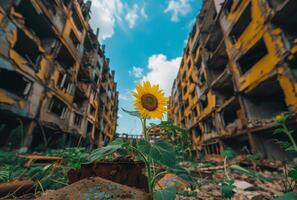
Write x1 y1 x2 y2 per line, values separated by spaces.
129 67 144 78
164 0 192 22
141 54 181 96
119 94 130 101
90 1 147 41
125 4 139 29
140 7 148 19
90 0 124 41
118 113 123 118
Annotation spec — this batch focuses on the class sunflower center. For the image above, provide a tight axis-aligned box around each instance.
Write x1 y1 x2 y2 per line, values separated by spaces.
141 93 158 111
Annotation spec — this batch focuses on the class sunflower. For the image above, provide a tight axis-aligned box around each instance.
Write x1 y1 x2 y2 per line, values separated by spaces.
132 81 168 119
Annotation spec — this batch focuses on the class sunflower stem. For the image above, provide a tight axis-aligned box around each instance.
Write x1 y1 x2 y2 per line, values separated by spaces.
142 118 153 194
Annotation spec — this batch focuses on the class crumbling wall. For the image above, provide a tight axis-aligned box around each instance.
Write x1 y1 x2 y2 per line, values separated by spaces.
169 0 297 160
0 0 118 150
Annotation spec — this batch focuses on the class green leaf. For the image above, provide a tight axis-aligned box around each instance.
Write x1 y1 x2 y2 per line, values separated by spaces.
286 146 296 152
276 141 295 152
284 114 291 123
288 166 297 181
230 165 272 182
221 179 235 198
153 186 176 200
273 128 285 135
121 108 141 118
221 147 236 160
169 165 193 184
137 140 176 168
0 171 10 183
88 138 124 162
70 163 81 169
276 192 297 200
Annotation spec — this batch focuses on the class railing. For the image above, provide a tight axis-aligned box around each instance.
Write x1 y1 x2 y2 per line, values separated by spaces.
117 134 144 141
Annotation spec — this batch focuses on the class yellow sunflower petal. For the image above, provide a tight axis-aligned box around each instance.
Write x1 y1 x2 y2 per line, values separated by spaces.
132 81 168 119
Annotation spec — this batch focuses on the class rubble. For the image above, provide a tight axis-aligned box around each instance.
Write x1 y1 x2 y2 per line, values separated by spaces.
18 155 63 167
36 177 151 200
0 180 34 198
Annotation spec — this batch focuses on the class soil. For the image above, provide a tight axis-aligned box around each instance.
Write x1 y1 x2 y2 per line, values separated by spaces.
36 177 151 200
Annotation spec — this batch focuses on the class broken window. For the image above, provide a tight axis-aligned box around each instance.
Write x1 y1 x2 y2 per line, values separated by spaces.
229 3 252 44
215 86 234 104
86 121 93 136
74 113 83 127
289 54 297 81
70 31 80 49
243 77 288 120
187 60 191 69
198 72 206 85
209 67 225 83
205 143 220 155
181 119 186 128
193 107 198 117
48 96 68 118
199 95 208 110
195 57 202 71
189 75 194 84
57 72 72 93
205 23 223 52
183 85 188 95
203 117 216 133
15 0 56 39
223 135 251 154
13 28 42 70
192 125 201 137
73 87 86 107
208 42 229 82
182 71 186 80
185 99 189 109
191 89 196 99
191 24 197 39
0 69 32 98
94 127 100 142
222 102 241 126
94 74 99 84
180 104 185 114
237 38 268 75
71 6 84 32
270 0 297 37
224 0 234 14
56 44 76 69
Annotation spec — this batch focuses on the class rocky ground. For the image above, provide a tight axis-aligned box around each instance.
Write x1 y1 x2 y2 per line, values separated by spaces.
1 149 296 200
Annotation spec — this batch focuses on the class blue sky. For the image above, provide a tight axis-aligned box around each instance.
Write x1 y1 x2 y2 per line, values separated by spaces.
90 0 202 134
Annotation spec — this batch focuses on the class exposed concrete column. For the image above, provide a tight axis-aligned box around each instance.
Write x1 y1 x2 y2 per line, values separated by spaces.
20 120 37 153
247 132 257 154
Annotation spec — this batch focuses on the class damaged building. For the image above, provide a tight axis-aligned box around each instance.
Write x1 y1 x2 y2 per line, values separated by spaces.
0 0 119 150
169 0 297 160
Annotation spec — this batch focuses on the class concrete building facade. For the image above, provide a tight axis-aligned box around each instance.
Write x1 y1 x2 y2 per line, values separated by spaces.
0 0 118 150
169 0 297 160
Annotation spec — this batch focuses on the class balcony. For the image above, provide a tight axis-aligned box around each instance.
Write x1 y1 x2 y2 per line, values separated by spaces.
15 0 57 40
242 76 289 128
235 34 281 92
12 28 42 71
